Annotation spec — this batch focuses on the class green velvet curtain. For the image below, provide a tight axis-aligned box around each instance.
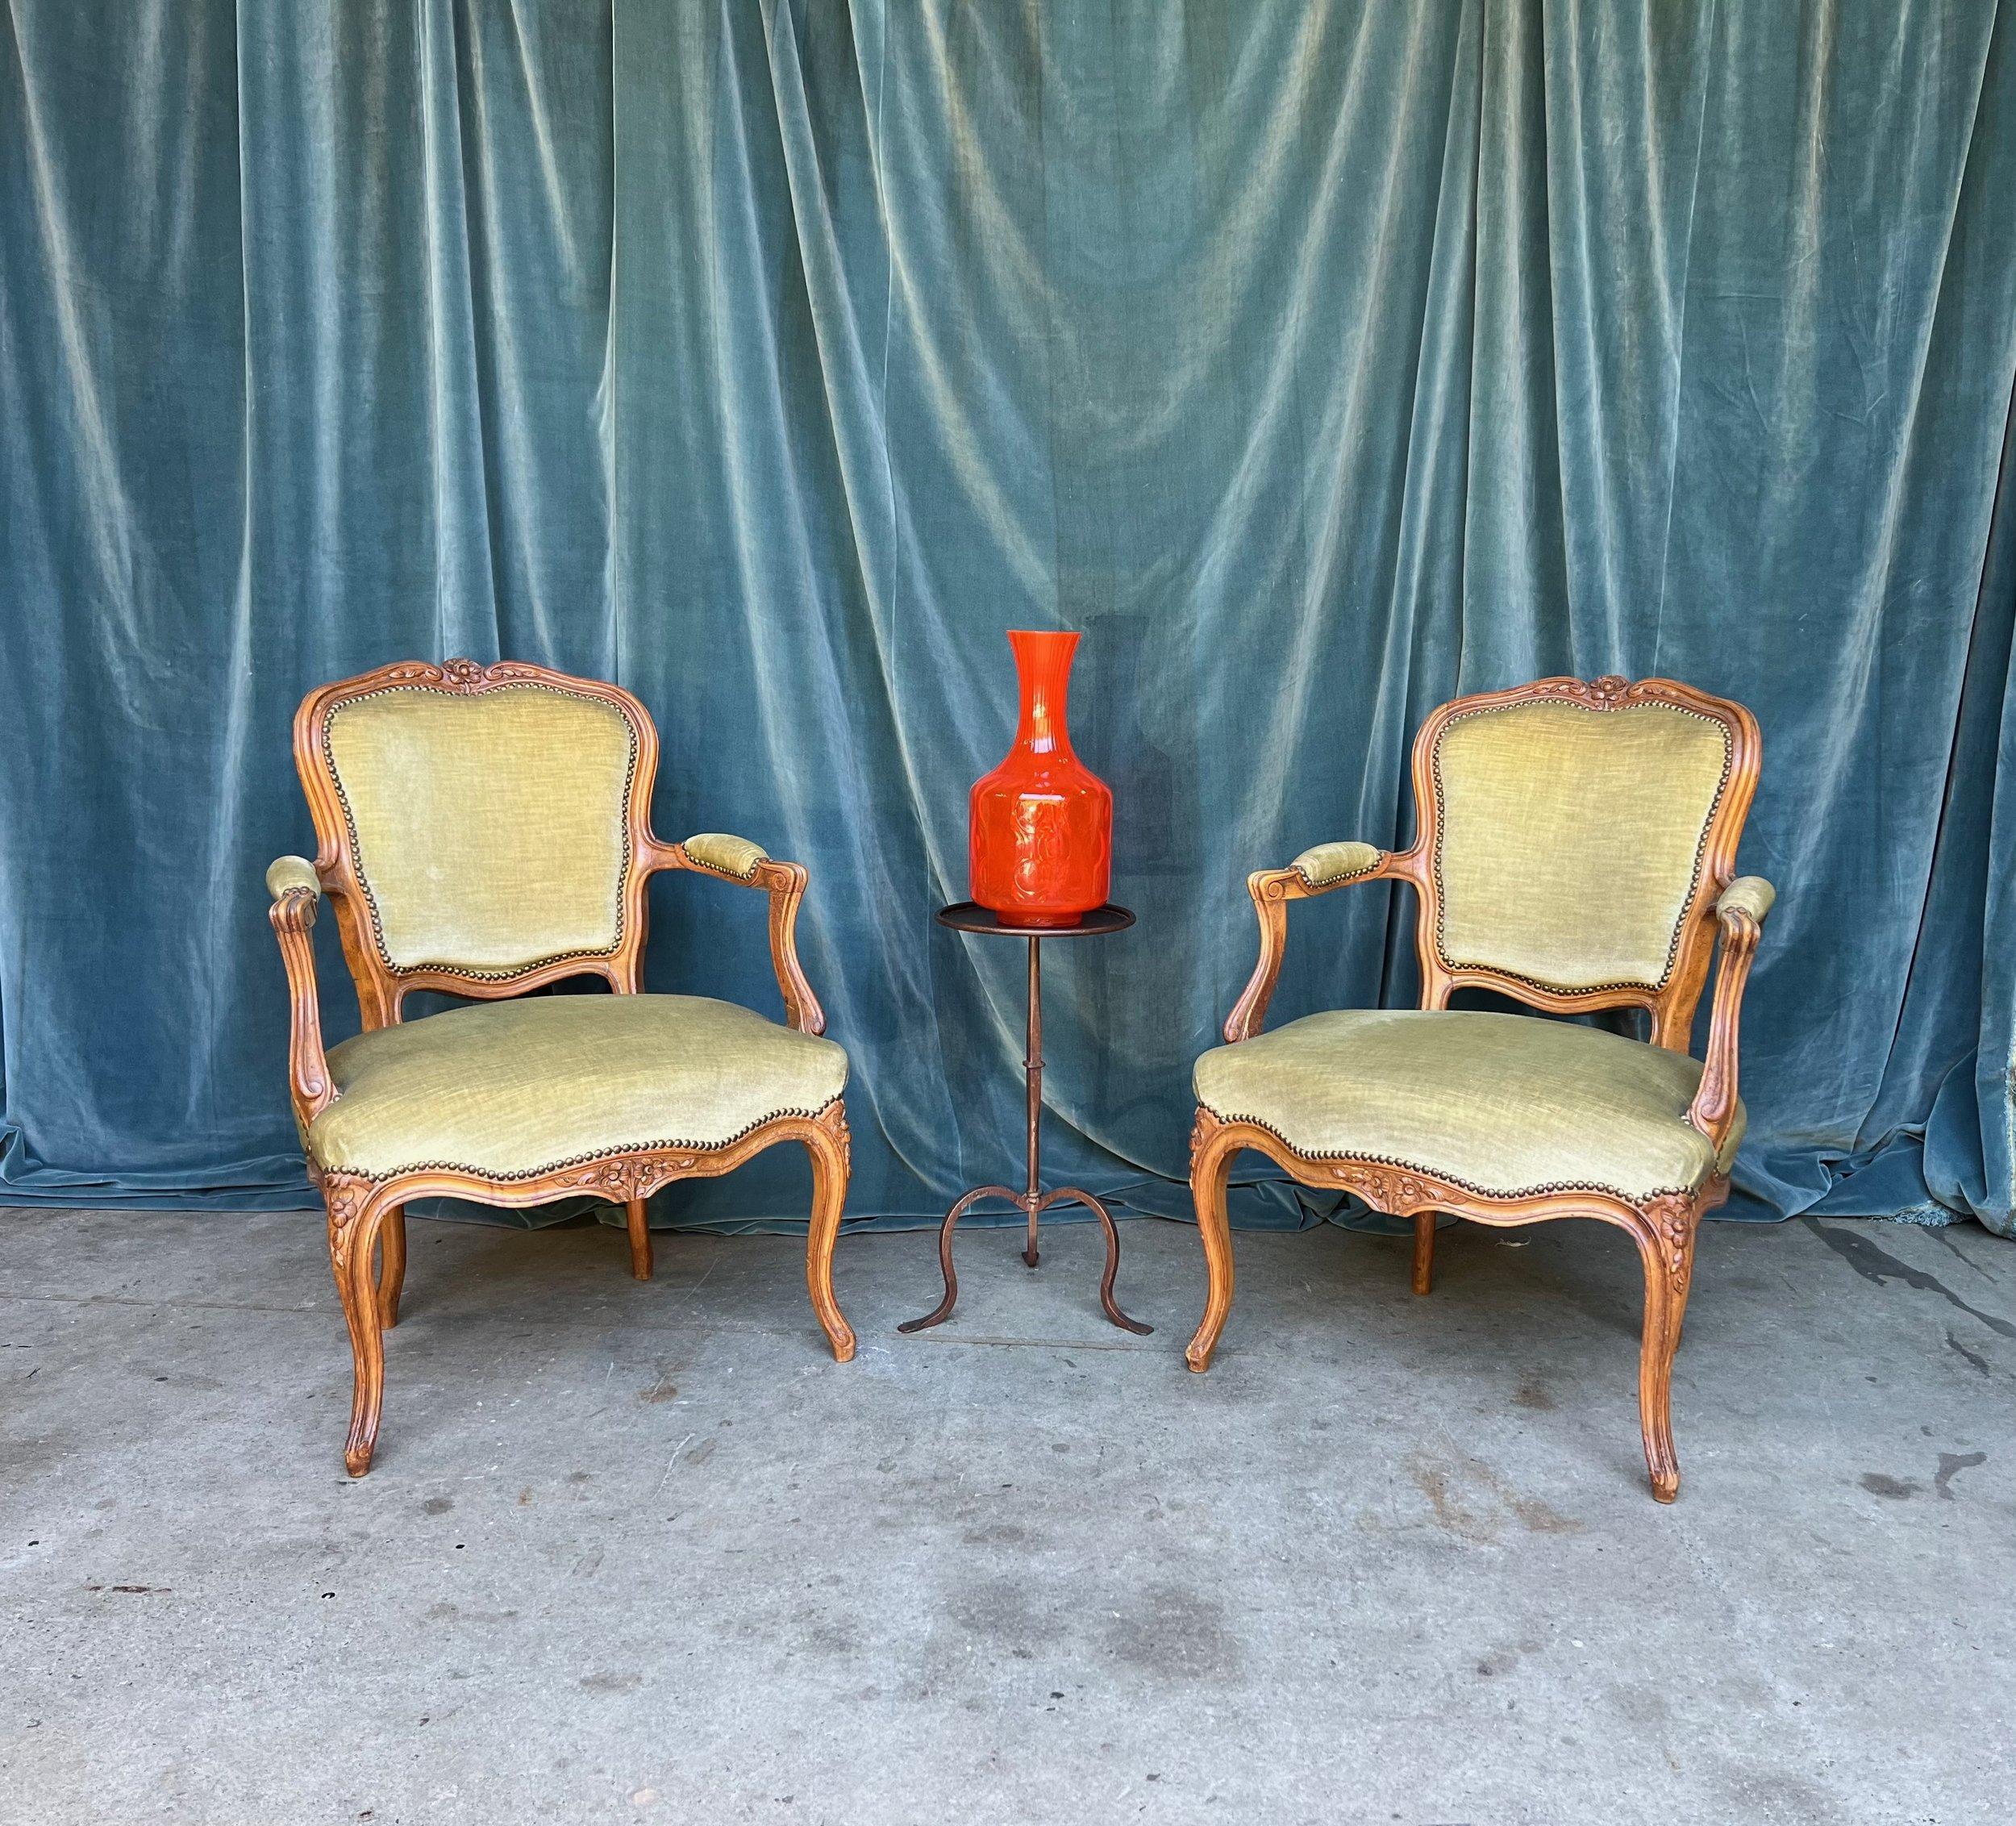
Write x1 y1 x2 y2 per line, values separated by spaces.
3 2 2014 1234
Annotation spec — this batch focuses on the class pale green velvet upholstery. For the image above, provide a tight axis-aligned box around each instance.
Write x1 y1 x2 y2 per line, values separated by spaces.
1291 841 1382 889
1434 700 1730 990
323 684 635 974
1718 875 1776 923
266 854 320 900
684 832 769 879
309 994 847 1180
1194 1009 1742 1200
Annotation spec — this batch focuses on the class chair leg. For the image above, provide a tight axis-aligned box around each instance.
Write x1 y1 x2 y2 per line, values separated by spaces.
1634 1200 1698 1503
803 1108 856 1362
1411 1211 1436 1294
326 1182 392 1478
625 1197 652 1281
376 1204 406 1328
1185 1114 1239 1371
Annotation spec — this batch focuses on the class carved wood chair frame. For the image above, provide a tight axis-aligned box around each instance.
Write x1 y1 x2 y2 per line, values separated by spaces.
268 658 852 1475
1188 676 1766 1502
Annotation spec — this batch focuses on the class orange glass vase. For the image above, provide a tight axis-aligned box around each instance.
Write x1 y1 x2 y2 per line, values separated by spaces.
968 629 1112 928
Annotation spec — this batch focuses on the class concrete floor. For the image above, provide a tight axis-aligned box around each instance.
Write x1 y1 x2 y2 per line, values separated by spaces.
2 1205 2010 1825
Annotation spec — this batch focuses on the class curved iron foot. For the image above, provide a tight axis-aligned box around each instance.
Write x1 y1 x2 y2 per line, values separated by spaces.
1040 1188 1152 1334
897 1185 1018 1333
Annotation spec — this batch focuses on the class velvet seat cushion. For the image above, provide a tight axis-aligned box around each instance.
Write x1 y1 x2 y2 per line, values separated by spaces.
1193 1009 1742 1202
309 994 848 1180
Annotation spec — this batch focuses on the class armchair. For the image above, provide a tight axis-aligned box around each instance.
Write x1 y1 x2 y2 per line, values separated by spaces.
1187 677 1769 1502
268 659 852 1476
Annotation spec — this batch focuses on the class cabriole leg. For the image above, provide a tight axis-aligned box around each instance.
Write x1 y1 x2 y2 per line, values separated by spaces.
1634 1199 1698 1503
1185 1112 1239 1372
804 1107 856 1362
324 1178 393 1478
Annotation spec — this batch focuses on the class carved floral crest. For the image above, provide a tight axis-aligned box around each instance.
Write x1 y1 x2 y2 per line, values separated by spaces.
319 1171 373 1236
1331 1161 1435 1211
370 657 546 694
1643 1193 1696 1291
549 1154 699 1204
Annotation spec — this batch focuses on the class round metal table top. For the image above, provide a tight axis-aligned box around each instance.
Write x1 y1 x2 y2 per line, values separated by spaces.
936 901 1135 938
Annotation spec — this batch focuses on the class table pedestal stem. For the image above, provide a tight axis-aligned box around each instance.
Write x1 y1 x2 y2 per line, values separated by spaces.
1023 937 1043 1266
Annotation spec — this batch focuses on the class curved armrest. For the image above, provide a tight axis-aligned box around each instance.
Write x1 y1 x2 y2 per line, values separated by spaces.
1289 841 1384 890
1716 876 1775 925
266 856 335 1126
1223 843 1414 1042
680 831 769 882
1685 875 1775 1151
652 834 826 1035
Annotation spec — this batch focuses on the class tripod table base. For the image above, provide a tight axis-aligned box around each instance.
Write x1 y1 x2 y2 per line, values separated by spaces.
897 1184 1152 1335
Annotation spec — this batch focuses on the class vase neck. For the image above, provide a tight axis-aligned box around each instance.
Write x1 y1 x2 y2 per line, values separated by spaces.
1009 630 1079 758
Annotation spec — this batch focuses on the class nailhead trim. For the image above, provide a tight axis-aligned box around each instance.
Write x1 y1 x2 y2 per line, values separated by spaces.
322 682 639 982
312 1100 843 1186
1427 694 1734 997
1198 1103 1701 1206
686 849 766 884
1292 856 1381 890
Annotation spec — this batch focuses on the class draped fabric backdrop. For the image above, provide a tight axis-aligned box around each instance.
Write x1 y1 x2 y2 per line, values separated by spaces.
4 1 2014 1235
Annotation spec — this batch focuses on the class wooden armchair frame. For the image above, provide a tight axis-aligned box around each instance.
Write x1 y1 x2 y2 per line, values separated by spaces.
269 658 851 1475
1189 676 1768 1501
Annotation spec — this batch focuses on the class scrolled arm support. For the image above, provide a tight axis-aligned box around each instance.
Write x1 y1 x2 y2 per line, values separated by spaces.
651 834 827 1036
1685 876 1775 1152
1223 844 1415 1043
266 855 335 1126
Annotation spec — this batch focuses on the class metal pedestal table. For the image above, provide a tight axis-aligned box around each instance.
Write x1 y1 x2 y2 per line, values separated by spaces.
899 902 1151 1336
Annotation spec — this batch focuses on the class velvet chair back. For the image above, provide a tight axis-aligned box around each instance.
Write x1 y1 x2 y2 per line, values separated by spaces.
1410 677 1760 1049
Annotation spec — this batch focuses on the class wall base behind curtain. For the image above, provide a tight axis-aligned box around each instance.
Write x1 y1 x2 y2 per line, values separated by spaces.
4 0 2014 1235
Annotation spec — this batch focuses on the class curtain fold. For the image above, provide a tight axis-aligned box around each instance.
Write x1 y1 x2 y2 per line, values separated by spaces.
3 0 2014 1233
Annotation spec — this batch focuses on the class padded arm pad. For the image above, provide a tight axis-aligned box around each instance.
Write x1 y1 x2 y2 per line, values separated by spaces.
1717 876 1775 924
266 855 321 901
1289 841 1383 890
682 832 770 881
